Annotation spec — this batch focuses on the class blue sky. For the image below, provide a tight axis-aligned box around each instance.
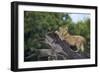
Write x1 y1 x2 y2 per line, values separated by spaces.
69 14 90 23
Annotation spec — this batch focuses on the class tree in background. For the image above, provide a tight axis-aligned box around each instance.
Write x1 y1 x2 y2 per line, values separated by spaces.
24 11 90 60
24 11 70 50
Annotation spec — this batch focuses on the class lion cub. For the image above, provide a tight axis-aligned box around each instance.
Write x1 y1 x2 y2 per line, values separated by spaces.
55 25 86 52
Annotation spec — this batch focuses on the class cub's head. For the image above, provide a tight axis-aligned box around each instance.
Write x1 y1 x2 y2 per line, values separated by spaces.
59 25 68 32
55 25 69 36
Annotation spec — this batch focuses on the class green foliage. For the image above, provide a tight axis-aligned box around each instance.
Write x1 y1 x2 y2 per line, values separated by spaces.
24 11 68 50
24 11 90 55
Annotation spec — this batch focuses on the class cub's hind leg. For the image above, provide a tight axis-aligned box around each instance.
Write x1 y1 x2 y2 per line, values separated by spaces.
80 44 85 52
74 44 81 52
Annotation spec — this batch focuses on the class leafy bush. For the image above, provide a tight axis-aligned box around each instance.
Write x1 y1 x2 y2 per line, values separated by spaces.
24 11 90 58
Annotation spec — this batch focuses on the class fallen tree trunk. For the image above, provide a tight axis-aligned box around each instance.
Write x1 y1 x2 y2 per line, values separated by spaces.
46 32 87 59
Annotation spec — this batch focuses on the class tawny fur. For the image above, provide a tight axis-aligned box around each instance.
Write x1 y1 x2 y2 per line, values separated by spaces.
55 26 86 52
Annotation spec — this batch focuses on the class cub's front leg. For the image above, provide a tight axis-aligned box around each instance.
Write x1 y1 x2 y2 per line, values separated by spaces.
55 31 64 40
